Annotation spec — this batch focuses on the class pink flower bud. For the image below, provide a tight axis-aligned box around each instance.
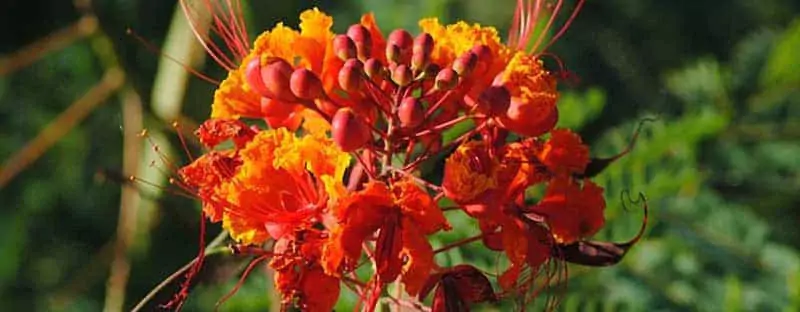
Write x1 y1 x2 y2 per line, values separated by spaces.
333 35 357 61
398 97 424 128
435 68 459 90
347 24 373 60
363 58 384 80
391 64 413 87
261 58 297 102
332 108 372 152
452 51 478 77
290 68 324 100
387 29 413 64
338 59 364 93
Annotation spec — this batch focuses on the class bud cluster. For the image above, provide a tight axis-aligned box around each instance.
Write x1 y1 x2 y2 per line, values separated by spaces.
169 6 642 312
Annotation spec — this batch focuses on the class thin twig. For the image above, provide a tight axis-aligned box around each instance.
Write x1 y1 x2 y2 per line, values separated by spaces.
0 15 98 76
0 67 125 188
130 231 229 312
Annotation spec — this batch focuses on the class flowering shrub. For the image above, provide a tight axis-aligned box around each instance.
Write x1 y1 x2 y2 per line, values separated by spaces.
165 0 646 310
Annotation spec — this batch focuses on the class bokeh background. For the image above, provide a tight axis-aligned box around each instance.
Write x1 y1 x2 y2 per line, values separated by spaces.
2 0 799 311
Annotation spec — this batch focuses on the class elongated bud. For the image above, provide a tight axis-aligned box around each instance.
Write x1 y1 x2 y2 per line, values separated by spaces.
244 58 272 97
332 108 372 152
398 97 424 128
387 29 413 64
391 64 413 87
479 86 511 116
363 58 384 79
470 44 492 75
347 24 372 60
435 68 459 90
290 68 324 100
334 35 357 61
386 44 401 64
412 33 433 71
338 59 364 92
452 51 478 77
261 58 297 101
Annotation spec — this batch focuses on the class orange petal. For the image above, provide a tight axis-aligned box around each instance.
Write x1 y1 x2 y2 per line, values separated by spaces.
400 219 435 297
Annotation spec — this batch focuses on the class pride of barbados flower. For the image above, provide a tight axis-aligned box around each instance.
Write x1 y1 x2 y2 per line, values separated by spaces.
164 0 648 311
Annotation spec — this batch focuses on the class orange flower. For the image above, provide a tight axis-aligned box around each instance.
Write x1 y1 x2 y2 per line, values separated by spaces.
271 231 340 312
441 141 498 205
538 128 590 175
217 127 349 245
530 176 606 244
494 52 559 137
322 178 449 296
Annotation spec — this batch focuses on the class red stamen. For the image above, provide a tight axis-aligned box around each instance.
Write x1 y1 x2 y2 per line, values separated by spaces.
126 28 219 85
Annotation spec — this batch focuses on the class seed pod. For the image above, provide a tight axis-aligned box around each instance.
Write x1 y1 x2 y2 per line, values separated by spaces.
290 68 324 100
333 34 357 61
346 24 372 60
261 58 297 101
338 59 364 93
387 29 413 64
434 68 459 91
331 108 372 152
452 51 478 77
398 97 424 128
479 85 511 116
391 64 413 87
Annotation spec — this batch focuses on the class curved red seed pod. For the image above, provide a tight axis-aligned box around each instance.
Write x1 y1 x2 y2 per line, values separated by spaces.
331 107 372 152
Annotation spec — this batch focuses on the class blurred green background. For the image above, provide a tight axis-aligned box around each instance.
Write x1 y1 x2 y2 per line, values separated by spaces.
1 0 799 311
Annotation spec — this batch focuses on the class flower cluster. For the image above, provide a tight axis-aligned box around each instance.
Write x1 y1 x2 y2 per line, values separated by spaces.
169 1 645 311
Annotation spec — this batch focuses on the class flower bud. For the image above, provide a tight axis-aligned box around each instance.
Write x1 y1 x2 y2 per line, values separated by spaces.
434 68 459 91
411 33 433 71
470 44 492 75
332 108 372 152
333 35 357 61
385 44 401 64
479 86 511 116
338 59 364 93
398 96 424 128
261 58 297 101
244 58 272 97
387 29 413 64
452 51 478 77
363 58 384 80
290 68 324 100
347 24 373 60
391 64 413 87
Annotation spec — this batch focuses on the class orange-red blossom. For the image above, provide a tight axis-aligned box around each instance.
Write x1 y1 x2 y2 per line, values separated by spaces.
166 0 646 311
